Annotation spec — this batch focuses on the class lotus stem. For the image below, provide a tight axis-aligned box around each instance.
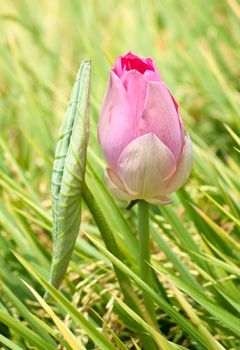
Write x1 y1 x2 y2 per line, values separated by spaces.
138 200 157 327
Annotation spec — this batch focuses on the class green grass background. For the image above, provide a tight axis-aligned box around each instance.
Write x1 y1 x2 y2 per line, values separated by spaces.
0 0 240 349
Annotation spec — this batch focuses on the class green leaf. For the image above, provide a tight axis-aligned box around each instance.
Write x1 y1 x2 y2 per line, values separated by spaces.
83 233 209 349
0 334 25 350
152 262 240 337
49 61 91 289
191 204 240 252
0 309 56 350
0 282 57 347
199 189 240 227
115 297 189 350
224 124 240 146
14 252 117 350
23 280 86 350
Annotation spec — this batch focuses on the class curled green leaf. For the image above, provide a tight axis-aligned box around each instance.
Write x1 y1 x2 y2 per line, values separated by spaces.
49 61 91 289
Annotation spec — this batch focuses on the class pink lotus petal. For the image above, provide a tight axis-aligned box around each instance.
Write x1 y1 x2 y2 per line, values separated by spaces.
117 133 176 199
158 133 193 196
144 58 162 81
121 70 148 128
139 81 184 159
112 56 123 77
147 197 172 205
98 71 135 171
165 133 193 193
143 69 161 81
121 51 154 74
105 168 135 200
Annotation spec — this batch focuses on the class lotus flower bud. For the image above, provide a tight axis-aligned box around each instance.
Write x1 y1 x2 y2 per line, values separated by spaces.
98 52 193 204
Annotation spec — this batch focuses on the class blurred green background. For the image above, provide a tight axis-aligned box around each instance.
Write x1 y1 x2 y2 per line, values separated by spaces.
0 1 240 349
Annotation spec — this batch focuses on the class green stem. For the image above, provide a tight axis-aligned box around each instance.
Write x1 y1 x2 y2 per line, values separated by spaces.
83 183 141 310
138 200 157 327
83 183 157 349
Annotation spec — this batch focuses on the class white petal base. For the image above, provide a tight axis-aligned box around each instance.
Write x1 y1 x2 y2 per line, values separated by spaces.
158 133 193 197
117 133 176 199
104 134 192 205
105 168 135 201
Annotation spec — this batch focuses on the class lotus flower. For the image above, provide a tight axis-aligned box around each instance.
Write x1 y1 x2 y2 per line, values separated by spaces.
98 52 193 204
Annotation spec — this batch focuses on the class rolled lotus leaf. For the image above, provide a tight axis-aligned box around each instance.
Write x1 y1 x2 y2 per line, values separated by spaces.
49 61 91 289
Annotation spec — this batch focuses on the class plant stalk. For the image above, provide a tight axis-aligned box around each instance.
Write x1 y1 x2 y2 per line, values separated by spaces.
138 200 157 327
82 183 157 349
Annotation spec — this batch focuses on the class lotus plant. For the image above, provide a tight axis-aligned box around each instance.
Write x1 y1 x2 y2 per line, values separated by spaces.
98 51 193 205
98 52 193 324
